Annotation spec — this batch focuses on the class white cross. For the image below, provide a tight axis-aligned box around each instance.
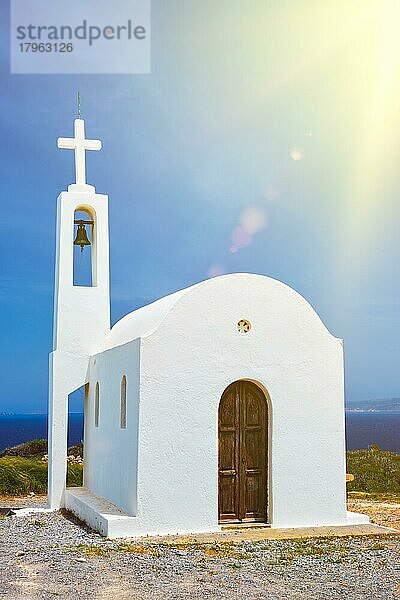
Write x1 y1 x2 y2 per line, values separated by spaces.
57 119 101 187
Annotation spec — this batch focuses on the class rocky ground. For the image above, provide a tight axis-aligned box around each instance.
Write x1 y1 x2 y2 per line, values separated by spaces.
348 494 400 531
0 495 399 599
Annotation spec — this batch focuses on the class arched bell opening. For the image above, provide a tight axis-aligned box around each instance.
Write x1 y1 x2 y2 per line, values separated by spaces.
73 206 96 287
218 380 269 524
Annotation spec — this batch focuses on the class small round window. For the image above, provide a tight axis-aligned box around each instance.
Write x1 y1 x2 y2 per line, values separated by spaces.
237 319 251 333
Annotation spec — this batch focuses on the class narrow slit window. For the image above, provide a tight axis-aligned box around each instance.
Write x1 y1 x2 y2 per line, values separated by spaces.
120 375 127 429
121 375 126 429
95 382 100 428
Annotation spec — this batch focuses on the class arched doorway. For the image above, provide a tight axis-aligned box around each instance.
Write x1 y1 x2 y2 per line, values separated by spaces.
218 380 268 523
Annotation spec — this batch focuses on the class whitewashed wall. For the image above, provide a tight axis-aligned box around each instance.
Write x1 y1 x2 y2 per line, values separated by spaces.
135 274 349 533
83 273 360 535
48 189 110 510
84 339 140 515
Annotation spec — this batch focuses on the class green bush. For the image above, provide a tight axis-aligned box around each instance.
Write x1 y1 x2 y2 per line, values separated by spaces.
0 439 48 458
346 446 400 493
0 457 83 496
0 439 83 459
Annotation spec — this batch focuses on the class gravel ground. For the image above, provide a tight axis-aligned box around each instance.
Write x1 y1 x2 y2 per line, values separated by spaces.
0 496 399 599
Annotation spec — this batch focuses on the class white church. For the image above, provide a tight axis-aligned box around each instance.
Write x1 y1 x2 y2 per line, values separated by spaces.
47 115 368 538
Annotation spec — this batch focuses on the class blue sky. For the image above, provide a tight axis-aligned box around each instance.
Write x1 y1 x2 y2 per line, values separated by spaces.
0 1 399 413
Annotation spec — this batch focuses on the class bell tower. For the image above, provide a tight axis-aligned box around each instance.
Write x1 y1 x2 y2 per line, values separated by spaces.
48 111 110 509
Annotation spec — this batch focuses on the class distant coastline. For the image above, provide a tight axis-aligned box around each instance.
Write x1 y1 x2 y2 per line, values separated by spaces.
346 409 400 413
345 397 400 413
0 412 82 417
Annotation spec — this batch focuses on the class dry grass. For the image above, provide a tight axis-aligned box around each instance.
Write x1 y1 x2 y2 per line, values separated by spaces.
71 534 397 568
72 542 158 557
0 457 82 495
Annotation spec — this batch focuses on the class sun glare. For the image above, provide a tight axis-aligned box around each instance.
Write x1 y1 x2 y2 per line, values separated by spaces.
340 0 400 277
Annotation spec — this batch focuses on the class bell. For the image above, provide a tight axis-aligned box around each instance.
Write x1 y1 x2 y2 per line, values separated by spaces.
74 220 91 252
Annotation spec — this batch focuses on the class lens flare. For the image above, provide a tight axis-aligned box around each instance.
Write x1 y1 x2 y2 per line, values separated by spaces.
290 149 302 161
207 264 226 278
240 206 267 234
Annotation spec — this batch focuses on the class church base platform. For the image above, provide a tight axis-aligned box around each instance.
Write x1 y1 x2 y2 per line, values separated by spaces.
65 487 374 540
65 487 221 538
269 511 370 529
344 510 371 525
151 522 396 544
65 487 139 538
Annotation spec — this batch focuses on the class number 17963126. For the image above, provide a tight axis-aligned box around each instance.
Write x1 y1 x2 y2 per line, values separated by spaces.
19 42 73 52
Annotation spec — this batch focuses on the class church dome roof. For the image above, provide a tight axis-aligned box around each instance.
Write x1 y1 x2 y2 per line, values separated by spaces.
102 273 337 351
103 280 203 350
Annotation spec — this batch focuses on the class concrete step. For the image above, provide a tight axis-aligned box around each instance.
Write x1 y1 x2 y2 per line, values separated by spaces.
65 487 138 538
221 522 271 531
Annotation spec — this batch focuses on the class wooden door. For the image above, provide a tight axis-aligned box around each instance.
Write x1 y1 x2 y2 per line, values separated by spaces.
218 381 267 523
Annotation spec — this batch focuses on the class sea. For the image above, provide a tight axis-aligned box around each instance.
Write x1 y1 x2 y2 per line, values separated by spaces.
0 414 84 453
0 412 399 454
